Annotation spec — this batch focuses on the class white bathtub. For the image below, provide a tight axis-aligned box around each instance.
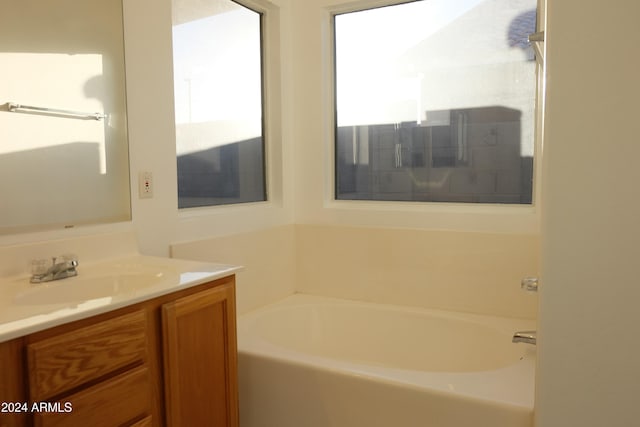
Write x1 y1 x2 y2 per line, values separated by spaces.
237 294 536 427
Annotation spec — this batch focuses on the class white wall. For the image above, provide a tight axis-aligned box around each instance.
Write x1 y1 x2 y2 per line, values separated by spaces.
536 0 640 426
0 0 294 255
0 0 130 232
128 0 294 254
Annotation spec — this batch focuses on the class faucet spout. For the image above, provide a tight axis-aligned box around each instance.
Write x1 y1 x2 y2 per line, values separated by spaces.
512 330 537 345
30 256 79 283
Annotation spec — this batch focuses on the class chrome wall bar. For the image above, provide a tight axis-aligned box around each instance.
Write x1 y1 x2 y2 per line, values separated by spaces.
4 102 105 121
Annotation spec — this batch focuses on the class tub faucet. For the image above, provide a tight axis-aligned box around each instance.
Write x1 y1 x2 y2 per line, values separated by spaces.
30 255 79 284
512 330 536 345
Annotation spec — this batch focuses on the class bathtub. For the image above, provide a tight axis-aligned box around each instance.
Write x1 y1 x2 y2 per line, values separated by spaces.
237 294 536 427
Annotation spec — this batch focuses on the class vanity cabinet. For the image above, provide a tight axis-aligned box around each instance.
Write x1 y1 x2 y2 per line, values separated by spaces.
0 275 238 427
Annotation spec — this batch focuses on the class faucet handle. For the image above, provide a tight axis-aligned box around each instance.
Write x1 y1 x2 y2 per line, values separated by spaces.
30 258 49 275
58 253 79 265
521 277 539 292
512 330 537 345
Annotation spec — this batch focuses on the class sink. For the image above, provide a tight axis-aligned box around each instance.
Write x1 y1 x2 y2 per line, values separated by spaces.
0 253 240 343
14 273 168 305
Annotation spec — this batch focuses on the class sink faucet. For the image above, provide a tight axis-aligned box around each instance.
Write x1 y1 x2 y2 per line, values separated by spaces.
512 330 537 345
30 255 79 284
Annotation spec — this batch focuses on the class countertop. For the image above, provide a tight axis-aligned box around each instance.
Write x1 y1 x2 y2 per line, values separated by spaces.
0 255 241 343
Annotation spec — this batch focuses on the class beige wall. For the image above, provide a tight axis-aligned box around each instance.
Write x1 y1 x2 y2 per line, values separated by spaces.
171 224 538 318
536 0 640 426
170 225 296 314
296 225 538 318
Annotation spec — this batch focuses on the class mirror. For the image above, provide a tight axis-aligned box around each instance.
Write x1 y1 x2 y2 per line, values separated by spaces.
0 0 131 234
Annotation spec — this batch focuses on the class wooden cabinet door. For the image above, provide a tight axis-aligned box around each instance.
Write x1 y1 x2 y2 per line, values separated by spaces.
162 281 238 427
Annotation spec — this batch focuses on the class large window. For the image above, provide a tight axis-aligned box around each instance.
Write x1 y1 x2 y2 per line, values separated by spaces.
173 0 266 208
334 0 538 204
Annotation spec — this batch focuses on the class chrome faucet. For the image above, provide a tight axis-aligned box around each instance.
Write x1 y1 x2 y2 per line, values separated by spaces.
512 277 538 345
521 277 539 292
512 330 537 345
30 255 79 283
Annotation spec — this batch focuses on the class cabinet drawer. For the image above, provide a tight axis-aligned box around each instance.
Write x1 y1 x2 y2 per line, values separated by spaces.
28 310 148 400
34 366 152 427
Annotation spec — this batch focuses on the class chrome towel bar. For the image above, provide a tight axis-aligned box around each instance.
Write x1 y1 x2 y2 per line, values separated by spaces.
4 102 105 121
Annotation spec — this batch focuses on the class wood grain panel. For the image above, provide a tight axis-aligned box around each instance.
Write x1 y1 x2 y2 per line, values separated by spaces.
128 415 153 427
0 338 28 427
162 282 238 427
34 366 152 427
27 310 148 400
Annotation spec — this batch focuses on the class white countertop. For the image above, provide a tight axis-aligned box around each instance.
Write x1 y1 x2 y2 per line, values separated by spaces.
0 255 241 343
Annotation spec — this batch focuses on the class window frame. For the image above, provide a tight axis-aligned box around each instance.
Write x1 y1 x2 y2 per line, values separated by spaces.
173 0 269 210
329 0 542 209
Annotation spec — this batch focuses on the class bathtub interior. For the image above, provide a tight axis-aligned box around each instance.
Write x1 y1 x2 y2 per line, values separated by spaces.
241 297 533 372
237 294 536 427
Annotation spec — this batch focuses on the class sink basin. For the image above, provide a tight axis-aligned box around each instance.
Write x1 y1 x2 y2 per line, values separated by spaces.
14 273 168 305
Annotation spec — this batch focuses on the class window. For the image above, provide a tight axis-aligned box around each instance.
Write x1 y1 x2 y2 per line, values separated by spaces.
334 0 538 204
172 0 266 208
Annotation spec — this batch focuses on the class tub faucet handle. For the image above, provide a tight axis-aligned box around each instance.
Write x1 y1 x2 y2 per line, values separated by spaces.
521 277 539 292
512 330 537 345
